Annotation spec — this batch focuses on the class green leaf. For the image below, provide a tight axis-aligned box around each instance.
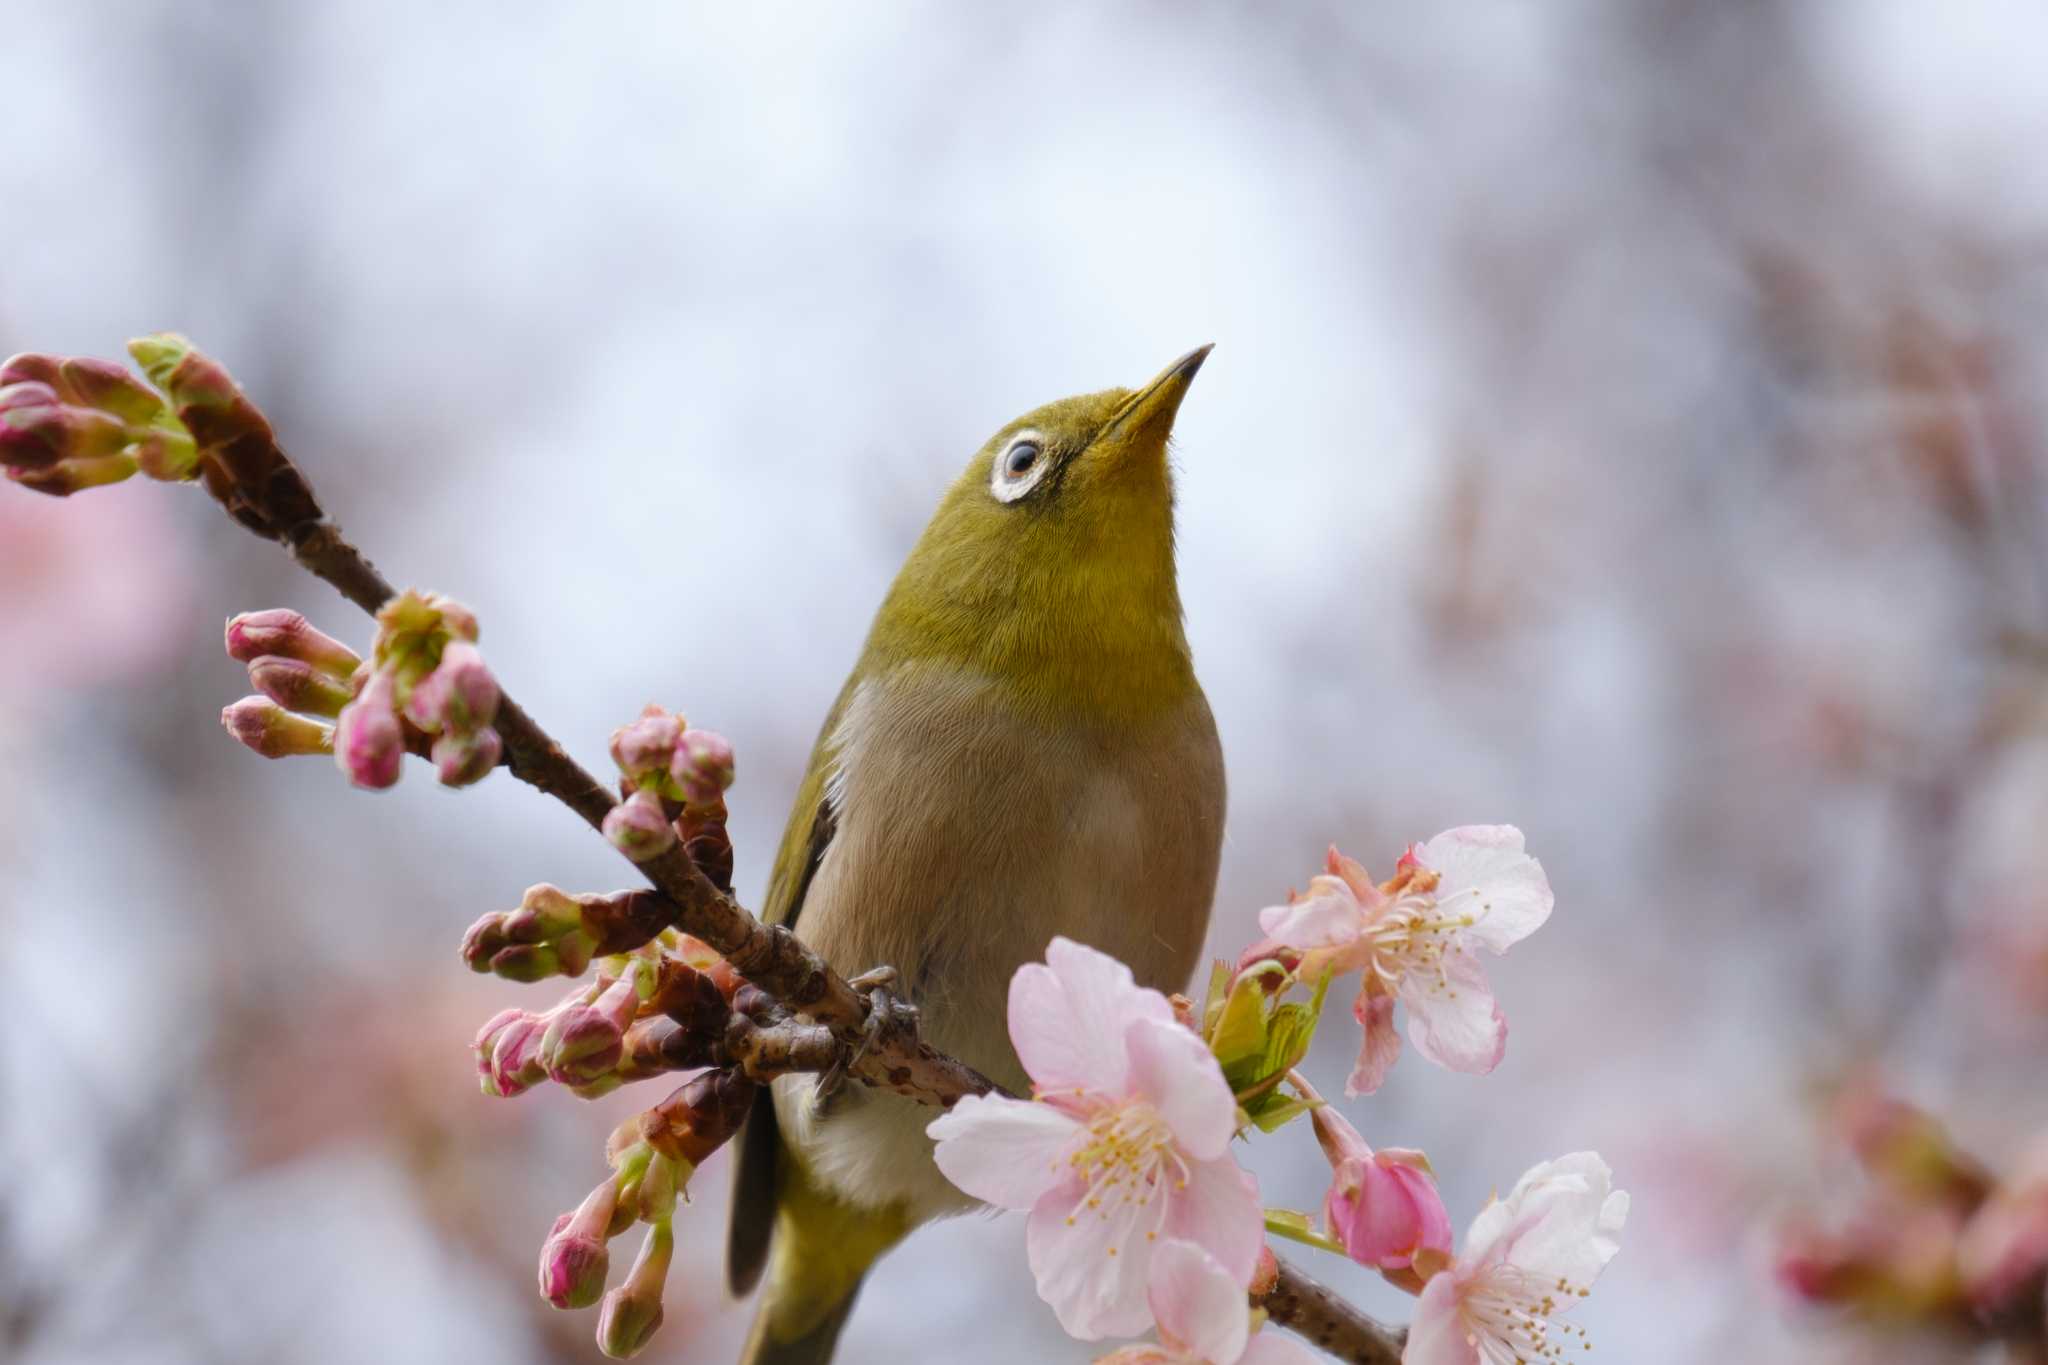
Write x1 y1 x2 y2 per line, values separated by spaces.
1211 971 1272 1071
1243 1092 1316 1133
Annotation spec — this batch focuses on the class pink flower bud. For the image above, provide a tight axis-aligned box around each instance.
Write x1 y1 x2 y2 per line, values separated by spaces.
477 1010 548 1097
0 355 62 387
542 977 639 1085
671 729 736 807
610 704 682 785
247 656 354 718
224 609 361 678
333 670 404 790
538 1180 620 1310
595 1221 672 1358
432 727 502 787
6 452 140 497
221 696 334 759
405 641 500 733
603 790 676 862
0 398 131 469
56 355 164 425
1313 1108 1450 1271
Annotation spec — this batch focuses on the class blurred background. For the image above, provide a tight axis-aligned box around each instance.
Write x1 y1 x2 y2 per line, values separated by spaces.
4 1 2046 1361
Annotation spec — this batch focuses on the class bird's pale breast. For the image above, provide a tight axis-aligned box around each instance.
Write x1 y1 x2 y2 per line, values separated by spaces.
773 659 1224 1220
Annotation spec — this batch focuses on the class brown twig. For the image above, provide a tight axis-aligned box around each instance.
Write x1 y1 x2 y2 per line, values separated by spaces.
175 360 1406 1362
1257 1260 1407 1365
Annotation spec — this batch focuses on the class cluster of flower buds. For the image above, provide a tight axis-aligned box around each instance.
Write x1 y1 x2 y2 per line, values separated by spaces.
333 589 502 789
462 883 685 982
472 932 740 1099
0 350 198 495
219 609 364 760
1776 1087 2047 1343
533 1068 756 1357
601 704 736 880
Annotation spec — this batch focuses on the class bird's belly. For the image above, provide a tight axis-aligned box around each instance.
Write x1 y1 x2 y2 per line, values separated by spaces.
773 667 1224 1221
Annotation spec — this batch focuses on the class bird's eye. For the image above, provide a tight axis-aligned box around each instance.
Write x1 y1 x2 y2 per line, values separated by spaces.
990 431 1051 503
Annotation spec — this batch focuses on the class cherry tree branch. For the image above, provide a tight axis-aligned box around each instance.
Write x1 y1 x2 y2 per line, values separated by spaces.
1256 1261 1406 1365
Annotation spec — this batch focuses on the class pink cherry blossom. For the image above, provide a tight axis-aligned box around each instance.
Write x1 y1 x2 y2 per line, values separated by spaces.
1403 1152 1628 1365
1258 826 1552 1095
1094 1240 1320 1365
927 937 1263 1340
1312 1106 1451 1272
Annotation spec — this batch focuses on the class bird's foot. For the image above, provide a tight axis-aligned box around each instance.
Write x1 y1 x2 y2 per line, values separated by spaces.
816 964 921 1102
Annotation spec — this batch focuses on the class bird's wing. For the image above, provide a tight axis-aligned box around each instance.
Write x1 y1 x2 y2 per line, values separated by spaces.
726 684 849 1297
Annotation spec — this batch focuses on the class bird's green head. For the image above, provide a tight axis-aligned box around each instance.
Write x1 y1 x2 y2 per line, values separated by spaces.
864 346 1211 725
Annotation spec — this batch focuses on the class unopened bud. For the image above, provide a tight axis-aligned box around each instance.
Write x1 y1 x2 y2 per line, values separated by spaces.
671 729 735 808
405 640 500 734
610 704 682 786
433 727 502 787
489 943 567 984
333 670 404 790
221 696 334 758
538 1180 620 1310
224 609 361 678
542 977 640 1085
475 1009 548 1098
603 790 676 862
596 1221 672 1358
247 656 354 718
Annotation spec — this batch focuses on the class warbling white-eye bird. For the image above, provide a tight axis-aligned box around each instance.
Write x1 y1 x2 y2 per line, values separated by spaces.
729 347 1227 1365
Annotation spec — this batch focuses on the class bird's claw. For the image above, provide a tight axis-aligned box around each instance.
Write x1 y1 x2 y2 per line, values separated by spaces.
815 964 921 1103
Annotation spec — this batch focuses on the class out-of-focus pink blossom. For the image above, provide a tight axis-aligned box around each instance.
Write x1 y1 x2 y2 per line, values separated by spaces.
0 483 187 696
1311 1106 1451 1272
1958 1137 2048 1311
1403 1153 1628 1365
1258 827 1551 1095
1094 1240 1318 1364
927 937 1262 1340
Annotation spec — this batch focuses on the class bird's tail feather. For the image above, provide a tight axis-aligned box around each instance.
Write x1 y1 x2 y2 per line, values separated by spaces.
736 1141 909 1365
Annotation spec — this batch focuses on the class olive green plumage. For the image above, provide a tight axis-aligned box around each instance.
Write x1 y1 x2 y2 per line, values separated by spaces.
730 350 1227 1365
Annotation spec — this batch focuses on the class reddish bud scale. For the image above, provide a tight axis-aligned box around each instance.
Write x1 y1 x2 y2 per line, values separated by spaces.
638 1068 756 1167
677 803 734 893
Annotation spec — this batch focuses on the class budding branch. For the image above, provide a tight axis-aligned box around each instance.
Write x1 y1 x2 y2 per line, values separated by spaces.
188 367 1406 1364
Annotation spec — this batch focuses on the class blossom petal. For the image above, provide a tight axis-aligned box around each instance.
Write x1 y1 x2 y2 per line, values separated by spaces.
1419 825 1552 954
1399 947 1506 1076
928 1093 1083 1209
1401 1268 1478 1365
1494 1152 1628 1292
1125 1017 1238 1162
1028 1174 1164 1339
1146 1239 1249 1364
1011 937 1173 1096
1257 876 1365 951
1160 1152 1264 1286
1345 988 1402 1097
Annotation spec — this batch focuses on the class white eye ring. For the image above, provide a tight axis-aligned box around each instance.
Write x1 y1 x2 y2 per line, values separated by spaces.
990 430 1050 503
